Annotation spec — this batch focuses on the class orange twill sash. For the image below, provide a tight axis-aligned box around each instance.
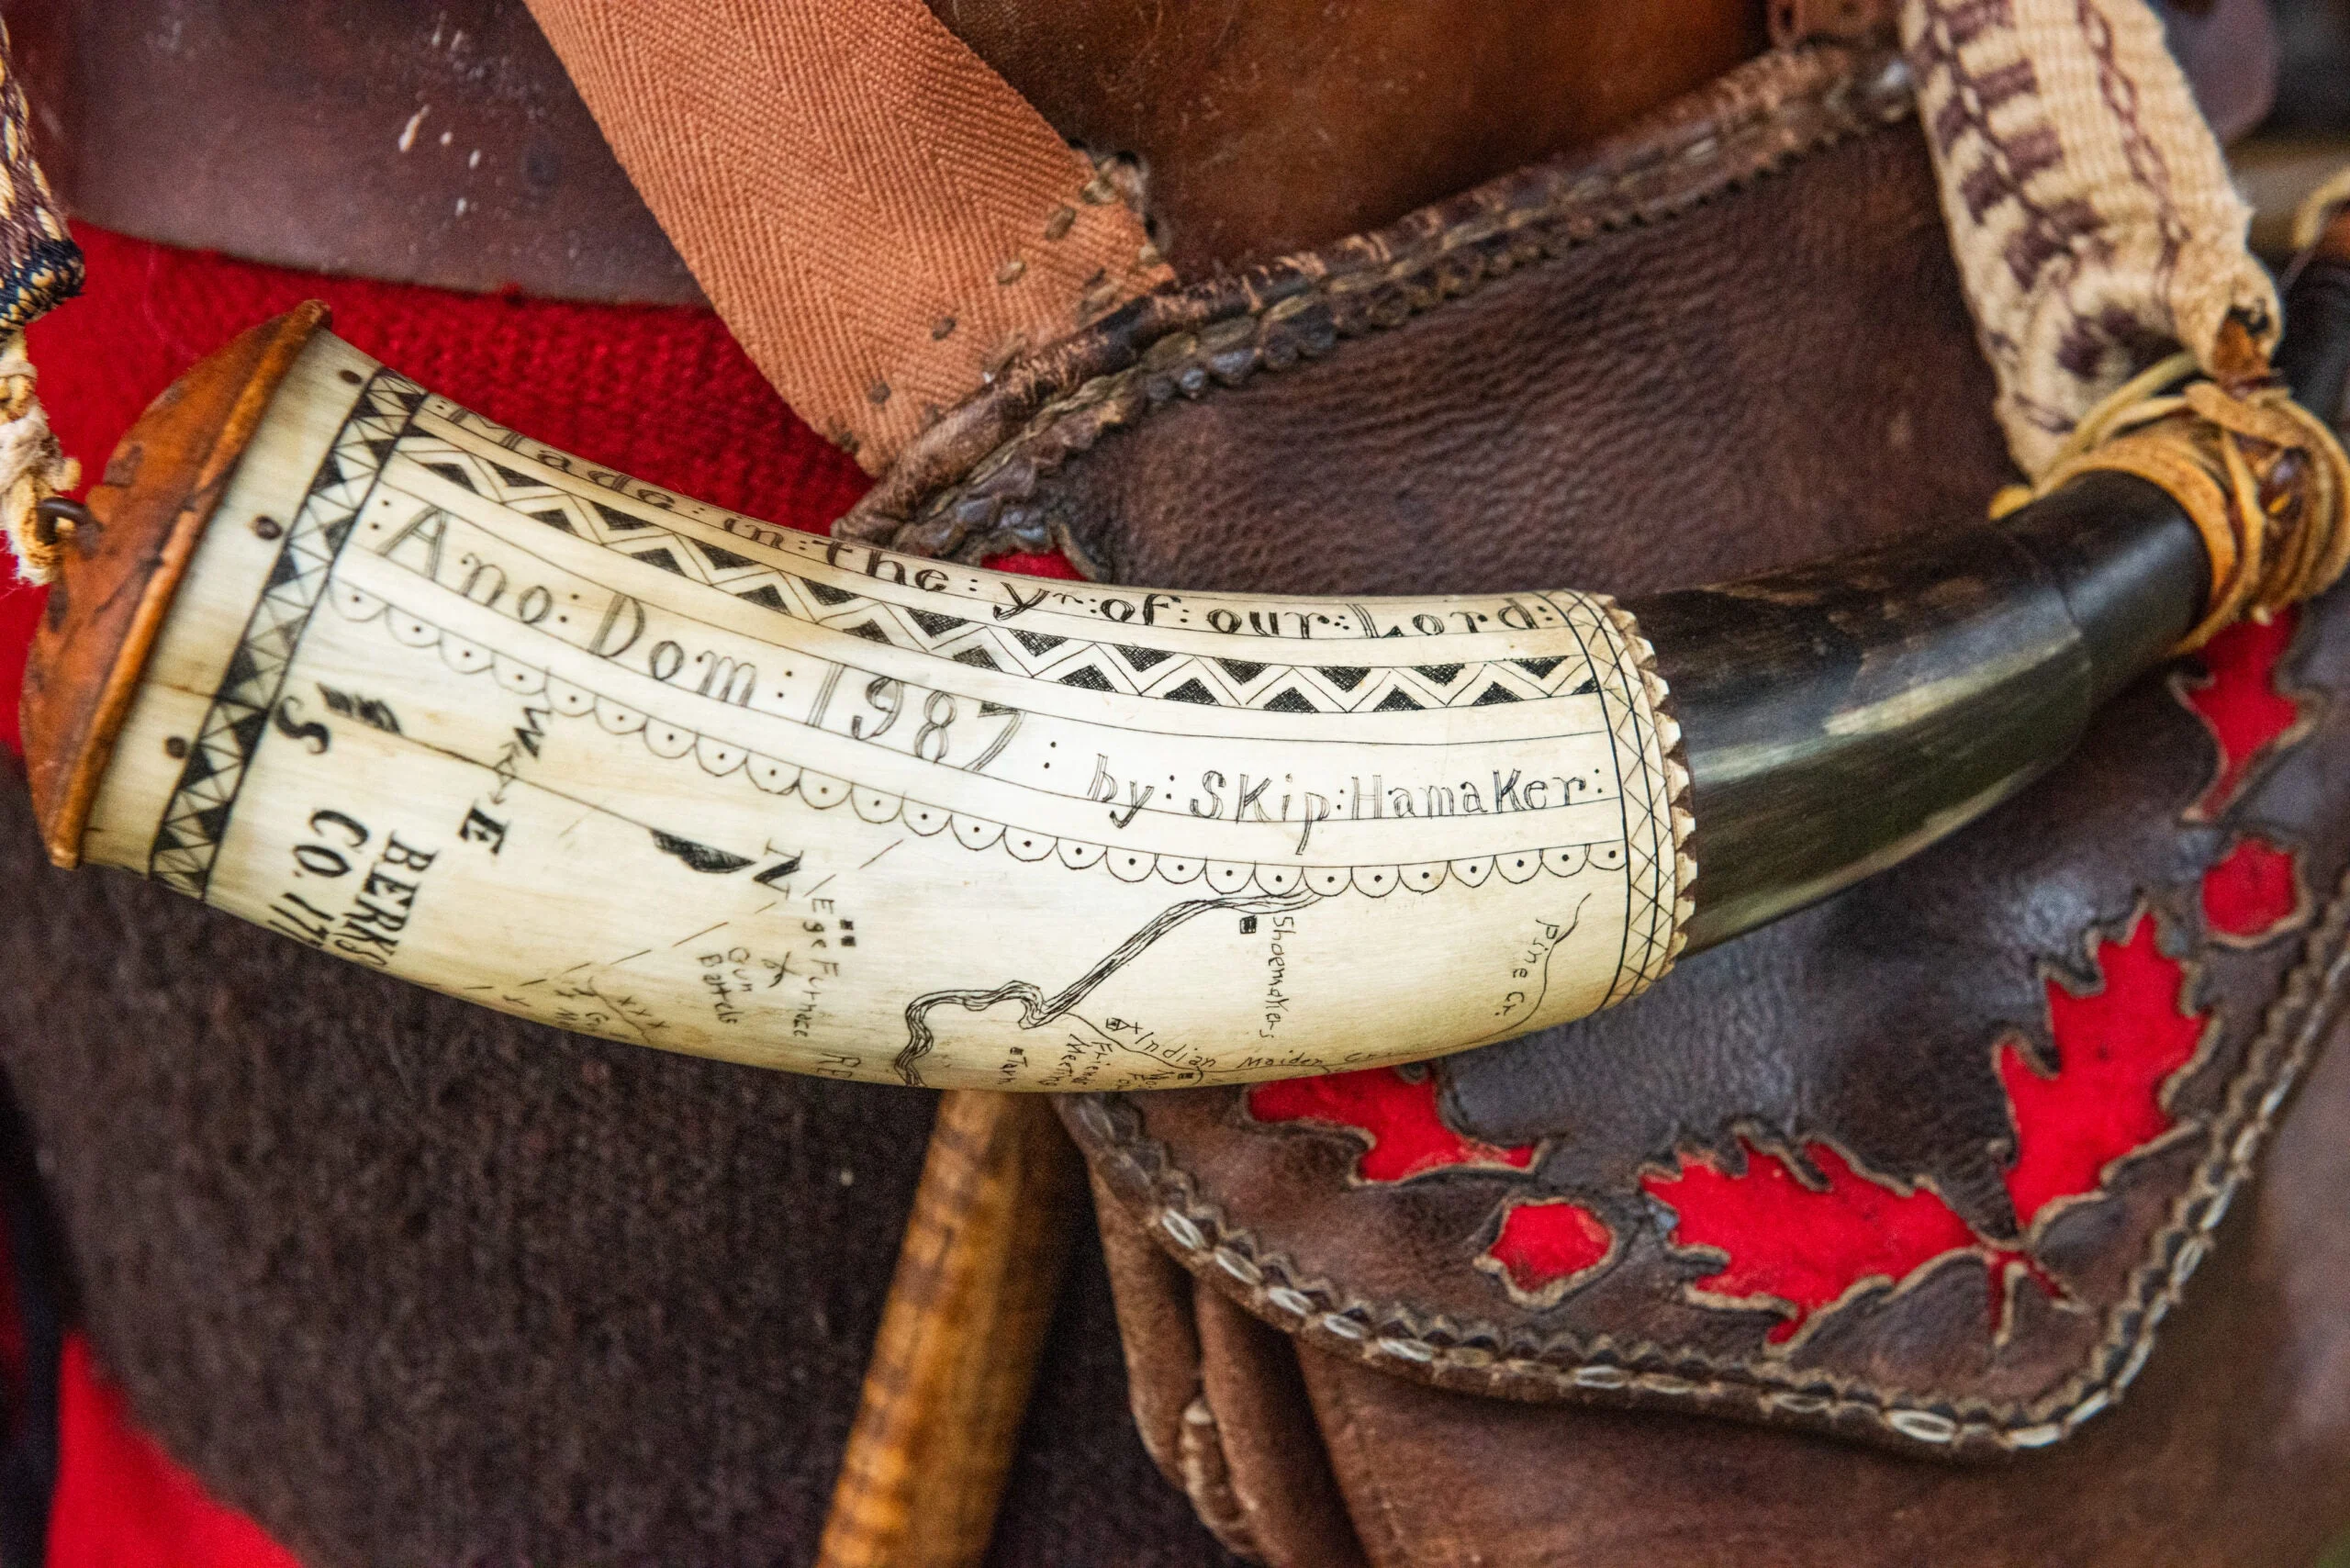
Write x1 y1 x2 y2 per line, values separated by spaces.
525 0 1173 471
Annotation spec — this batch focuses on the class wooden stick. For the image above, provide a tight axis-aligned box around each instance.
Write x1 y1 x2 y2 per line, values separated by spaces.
816 1091 1082 1568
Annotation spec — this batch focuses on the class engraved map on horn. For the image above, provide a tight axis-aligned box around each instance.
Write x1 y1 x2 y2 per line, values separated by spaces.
99 335 1688 1090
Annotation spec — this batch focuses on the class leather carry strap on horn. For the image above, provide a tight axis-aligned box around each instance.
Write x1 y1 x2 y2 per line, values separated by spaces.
1900 0 2278 477
521 0 1172 472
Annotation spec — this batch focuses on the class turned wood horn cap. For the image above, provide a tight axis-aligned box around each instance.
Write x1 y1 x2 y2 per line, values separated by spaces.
19 301 329 868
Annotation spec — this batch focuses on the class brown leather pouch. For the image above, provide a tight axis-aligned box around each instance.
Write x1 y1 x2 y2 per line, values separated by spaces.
848 42 2350 1566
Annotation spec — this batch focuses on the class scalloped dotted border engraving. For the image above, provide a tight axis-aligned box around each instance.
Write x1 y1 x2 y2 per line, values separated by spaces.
331 579 1644 903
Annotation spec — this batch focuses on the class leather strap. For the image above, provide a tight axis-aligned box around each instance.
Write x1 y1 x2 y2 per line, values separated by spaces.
523 0 1172 472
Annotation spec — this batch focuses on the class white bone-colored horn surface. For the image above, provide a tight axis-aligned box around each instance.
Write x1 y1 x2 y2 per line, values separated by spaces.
78 334 1691 1089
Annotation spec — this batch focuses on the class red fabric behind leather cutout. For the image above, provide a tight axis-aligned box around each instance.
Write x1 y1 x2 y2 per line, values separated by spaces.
1642 1141 1982 1343
1247 1067 1534 1182
1481 1197 1615 1297
1643 913 2203 1341
50 1336 301 1568
1632 616 2296 1339
2201 835 2302 939
1999 912 2206 1232
2180 609 2306 818
983 553 1081 581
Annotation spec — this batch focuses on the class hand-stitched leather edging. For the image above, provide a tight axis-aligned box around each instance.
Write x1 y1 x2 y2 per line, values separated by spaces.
1069 867 2350 1460
839 43 1914 565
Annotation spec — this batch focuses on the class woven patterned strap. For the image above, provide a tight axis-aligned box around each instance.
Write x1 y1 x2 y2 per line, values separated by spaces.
0 21 78 336
1902 0 2277 477
0 19 81 584
523 0 1172 474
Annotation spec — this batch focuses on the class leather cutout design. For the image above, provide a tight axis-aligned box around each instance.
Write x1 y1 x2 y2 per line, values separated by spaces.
1245 1069 1532 1184
2201 834 2308 944
2177 611 2313 819
1474 1195 1618 1309
1641 1137 2012 1348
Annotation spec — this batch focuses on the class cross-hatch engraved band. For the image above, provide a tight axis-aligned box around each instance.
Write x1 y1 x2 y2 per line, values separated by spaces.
149 370 425 898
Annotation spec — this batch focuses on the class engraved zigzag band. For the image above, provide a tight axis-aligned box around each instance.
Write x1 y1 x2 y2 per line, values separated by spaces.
328 575 1630 902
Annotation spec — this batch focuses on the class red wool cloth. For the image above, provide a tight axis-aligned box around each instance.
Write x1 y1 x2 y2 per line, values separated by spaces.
4 225 1075 1565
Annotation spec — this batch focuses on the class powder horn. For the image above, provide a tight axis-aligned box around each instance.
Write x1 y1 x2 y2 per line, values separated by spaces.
17 250 2350 1090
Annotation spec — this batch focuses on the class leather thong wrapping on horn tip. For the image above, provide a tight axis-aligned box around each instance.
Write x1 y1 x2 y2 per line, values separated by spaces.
1996 329 2350 656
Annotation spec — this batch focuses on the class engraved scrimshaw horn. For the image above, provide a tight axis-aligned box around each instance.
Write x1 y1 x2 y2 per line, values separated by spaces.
17 288 2346 1090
